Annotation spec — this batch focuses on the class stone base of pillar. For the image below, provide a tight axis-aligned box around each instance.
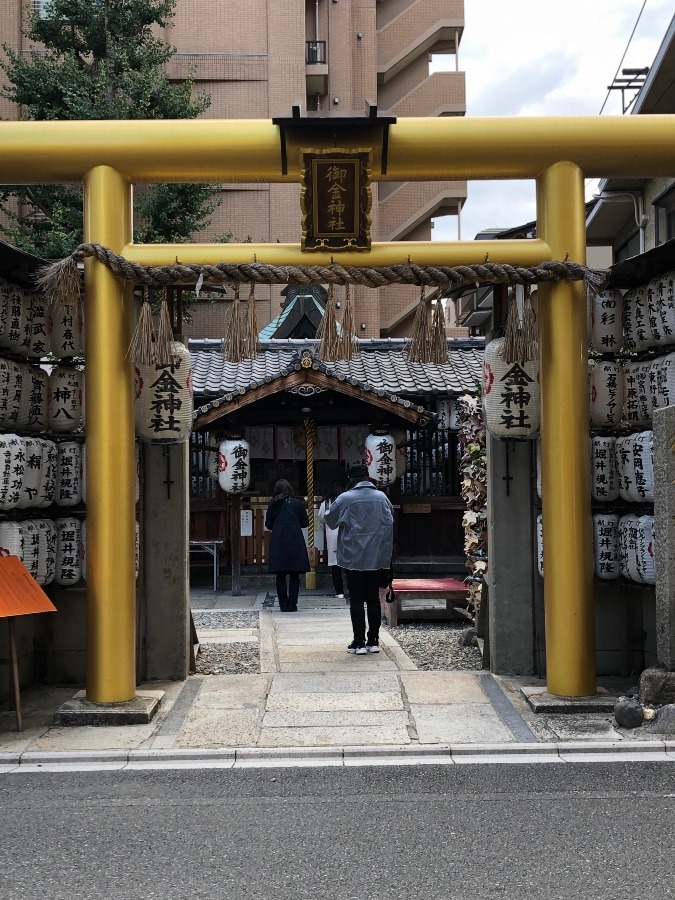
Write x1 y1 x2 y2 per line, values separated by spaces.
54 690 164 726
521 684 616 713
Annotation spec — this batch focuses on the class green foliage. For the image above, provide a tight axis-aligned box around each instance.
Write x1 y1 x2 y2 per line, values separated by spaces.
0 0 218 258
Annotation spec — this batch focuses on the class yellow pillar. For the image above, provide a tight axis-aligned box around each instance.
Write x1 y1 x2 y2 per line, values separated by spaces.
83 166 136 702
305 417 317 590
536 162 595 696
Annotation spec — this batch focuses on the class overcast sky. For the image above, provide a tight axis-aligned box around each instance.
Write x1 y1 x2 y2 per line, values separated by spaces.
432 0 675 241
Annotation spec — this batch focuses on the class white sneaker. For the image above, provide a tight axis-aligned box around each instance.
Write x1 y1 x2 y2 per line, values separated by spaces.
366 643 380 653
335 593 344 599
355 645 368 655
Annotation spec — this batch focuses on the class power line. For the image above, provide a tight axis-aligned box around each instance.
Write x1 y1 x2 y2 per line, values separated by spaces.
598 0 649 114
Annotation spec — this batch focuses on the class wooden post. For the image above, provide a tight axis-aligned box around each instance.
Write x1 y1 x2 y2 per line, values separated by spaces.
230 494 242 596
7 617 22 732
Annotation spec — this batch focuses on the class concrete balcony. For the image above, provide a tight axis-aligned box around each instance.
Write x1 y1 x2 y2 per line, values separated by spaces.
377 0 464 83
378 180 467 241
382 70 465 118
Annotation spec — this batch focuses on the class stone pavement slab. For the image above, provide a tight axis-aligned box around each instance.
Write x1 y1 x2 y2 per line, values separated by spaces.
194 675 270 708
402 672 488 704
261 710 409 728
258 723 411 747
175 708 261 748
265 691 404 712
268 672 401 693
410 703 515 744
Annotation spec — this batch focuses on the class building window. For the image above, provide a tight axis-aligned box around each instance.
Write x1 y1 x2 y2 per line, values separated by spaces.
654 185 675 246
33 0 47 15
615 231 640 263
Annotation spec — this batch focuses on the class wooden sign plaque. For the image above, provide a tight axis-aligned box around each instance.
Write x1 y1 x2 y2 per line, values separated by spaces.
300 148 372 252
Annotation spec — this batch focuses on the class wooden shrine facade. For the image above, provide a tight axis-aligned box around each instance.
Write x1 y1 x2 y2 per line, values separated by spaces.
189 340 482 576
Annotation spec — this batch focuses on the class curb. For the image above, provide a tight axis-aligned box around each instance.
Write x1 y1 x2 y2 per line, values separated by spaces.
2 740 674 772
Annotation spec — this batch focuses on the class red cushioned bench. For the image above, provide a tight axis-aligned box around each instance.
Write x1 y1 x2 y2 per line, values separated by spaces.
389 577 468 627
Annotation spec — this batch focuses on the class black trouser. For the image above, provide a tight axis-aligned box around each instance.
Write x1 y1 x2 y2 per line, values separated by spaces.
345 569 381 645
276 572 300 611
331 565 344 595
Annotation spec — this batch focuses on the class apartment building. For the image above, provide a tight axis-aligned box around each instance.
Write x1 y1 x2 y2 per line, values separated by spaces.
1 0 467 339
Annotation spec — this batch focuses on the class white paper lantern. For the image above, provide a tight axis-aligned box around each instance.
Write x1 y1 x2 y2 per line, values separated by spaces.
0 278 11 344
644 278 667 347
17 437 42 509
536 514 544 577
364 433 396 486
591 436 619 502
0 359 24 430
627 284 651 351
436 398 460 431
590 361 623 428
0 434 24 511
0 521 23 560
615 435 636 502
620 514 645 583
36 440 58 508
135 342 193 444
218 439 251 494
35 519 57 586
81 441 86 505
593 514 620 580
48 367 83 433
653 352 675 413
591 288 624 352
21 520 40 579
17 365 49 433
0 285 26 354
55 441 82 507
48 301 83 358
482 338 540 440
55 517 81 586
652 271 675 342
636 515 656 586
632 430 654 502
623 361 652 427
19 291 50 359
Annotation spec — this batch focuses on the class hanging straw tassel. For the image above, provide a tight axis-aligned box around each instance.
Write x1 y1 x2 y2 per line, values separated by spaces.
244 284 261 359
223 284 247 363
35 255 82 312
501 285 538 365
429 296 449 364
317 283 340 362
127 288 157 365
338 283 358 361
407 285 432 363
154 288 175 366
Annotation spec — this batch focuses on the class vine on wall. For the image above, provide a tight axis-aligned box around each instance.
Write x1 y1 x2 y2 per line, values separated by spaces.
457 394 488 618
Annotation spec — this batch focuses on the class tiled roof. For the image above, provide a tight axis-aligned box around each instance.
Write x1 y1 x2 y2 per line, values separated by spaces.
190 346 482 398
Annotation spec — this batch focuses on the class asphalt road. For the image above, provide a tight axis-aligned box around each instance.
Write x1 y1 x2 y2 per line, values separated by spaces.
2 762 674 900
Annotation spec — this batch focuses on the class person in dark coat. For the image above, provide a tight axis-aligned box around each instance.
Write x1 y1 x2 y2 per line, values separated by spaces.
265 479 310 612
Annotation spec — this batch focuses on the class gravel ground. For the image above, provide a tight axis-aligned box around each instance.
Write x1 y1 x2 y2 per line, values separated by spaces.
383 621 483 671
196 643 261 675
194 610 261 674
192 610 259 630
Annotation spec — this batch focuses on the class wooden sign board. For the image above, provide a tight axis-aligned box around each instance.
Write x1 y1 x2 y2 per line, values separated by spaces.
0 555 57 618
300 148 372 251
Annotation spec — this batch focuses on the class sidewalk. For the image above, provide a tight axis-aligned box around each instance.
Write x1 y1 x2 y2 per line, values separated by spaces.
1 590 673 769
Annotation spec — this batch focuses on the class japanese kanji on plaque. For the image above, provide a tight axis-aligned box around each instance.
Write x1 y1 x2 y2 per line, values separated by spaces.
300 149 372 251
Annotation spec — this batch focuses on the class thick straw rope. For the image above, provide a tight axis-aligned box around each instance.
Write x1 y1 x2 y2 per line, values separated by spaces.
39 242 610 302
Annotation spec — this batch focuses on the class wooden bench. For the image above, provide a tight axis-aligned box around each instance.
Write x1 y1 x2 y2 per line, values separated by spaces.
388 577 468 627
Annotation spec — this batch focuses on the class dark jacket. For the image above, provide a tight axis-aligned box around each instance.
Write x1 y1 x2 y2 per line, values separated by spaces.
323 480 394 571
265 495 311 573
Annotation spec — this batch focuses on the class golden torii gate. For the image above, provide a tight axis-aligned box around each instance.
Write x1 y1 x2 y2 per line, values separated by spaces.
1 115 673 703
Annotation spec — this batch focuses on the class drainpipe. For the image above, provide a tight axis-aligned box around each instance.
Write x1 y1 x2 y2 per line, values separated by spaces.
594 191 648 254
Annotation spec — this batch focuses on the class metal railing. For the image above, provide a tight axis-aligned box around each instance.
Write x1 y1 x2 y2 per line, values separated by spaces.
306 41 327 65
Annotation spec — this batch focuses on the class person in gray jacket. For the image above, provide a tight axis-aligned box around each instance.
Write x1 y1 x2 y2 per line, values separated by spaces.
324 463 394 654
